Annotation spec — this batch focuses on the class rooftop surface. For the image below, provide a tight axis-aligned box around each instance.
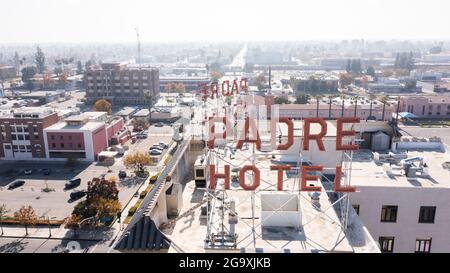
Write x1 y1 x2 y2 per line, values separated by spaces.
162 142 378 253
45 120 104 131
351 149 450 188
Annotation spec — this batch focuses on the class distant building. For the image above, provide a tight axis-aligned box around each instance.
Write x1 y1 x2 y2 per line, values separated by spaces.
160 76 210 93
0 107 59 160
400 95 450 118
85 63 160 105
0 66 16 80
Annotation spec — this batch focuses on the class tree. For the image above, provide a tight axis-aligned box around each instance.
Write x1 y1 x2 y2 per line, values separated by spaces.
21 66 37 90
124 152 151 175
328 95 335 119
35 46 46 74
295 94 310 104
274 97 290 104
13 52 20 73
0 204 10 235
353 95 359 117
93 99 112 114
339 73 353 87
314 95 323 118
77 61 84 75
132 118 149 132
380 96 389 121
14 206 38 235
71 177 121 226
210 70 222 82
175 83 186 96
93 197 121 220
368 94 376 118
144 91 154 121
340 94 346 117
366 66 376 77
255 73 267 91
87 177 119 202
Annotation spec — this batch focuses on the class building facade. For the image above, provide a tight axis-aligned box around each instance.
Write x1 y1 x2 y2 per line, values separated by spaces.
85 63 160 105
400 95 450 118
0 107 58 160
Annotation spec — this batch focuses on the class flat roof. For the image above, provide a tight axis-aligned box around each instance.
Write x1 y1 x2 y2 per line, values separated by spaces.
352 150 450 189
45 120 104 131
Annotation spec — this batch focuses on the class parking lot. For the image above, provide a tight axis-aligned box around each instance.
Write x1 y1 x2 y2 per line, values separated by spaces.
0 123 175 221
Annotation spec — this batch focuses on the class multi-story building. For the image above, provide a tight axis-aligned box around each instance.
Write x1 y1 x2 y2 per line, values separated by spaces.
85 63 160 105
43 112 129 161
0 65 16 80
399 95 450 118
0 107 58 160
350 138 450 253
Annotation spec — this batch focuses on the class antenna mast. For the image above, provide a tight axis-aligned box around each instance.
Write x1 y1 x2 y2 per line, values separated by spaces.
135 26 141 69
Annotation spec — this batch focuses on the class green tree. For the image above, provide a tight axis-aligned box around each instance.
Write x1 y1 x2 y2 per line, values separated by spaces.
366 66 376 77
21 66 37 90
255 73 267 91
274 97 290 104
77 61 84 75
295 94 310 104
87 177 119 202
380 96 389 121
35 46 46 74
314 95 323 117
144 91 154 121
124 152 151 175
368 94 376 118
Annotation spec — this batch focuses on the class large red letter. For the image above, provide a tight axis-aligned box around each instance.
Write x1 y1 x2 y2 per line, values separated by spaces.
209 165 230 190
221 80 230 96
271 117 294 150
301 166 323 192
303 118 327 151
333 166 356 192
239 165 260 191
236 117 261 150
270 165 291 191
240 78 248 93
207 116 230 149
336 118 360 151
231 80 239 95
210 82 219 99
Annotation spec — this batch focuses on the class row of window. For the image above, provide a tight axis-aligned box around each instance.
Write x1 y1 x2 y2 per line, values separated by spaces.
5 144 42 154
50 142 82 149
11 133 39 141
0 125 39 133
352 205 436 223
49 135 80 141
379 237 432 253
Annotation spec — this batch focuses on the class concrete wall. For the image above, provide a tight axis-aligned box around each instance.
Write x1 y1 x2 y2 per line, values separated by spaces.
350 186 450 253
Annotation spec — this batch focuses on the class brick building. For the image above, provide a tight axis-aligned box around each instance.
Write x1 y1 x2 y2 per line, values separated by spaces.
0 107 58 160
85 63 160 105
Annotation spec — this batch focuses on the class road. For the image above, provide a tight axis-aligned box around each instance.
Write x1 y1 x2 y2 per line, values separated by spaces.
0 237 96 253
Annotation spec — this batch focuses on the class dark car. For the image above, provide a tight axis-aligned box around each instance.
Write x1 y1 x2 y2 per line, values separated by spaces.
8 180 25 190
154 122 164 127
43 169 51 175
118 170 127 179
70 190 87 200
65 178 81 189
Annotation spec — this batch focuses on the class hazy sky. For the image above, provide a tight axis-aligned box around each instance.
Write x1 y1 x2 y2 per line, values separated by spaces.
1 0 450 43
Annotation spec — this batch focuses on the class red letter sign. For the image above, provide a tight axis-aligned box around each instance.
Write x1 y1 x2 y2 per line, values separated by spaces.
236 117 261 150
270 165 291 191
239 165 260 191
209 165 230 190
336 118 360 151
333 166 356 192
301 166 323 192
303 118 327 151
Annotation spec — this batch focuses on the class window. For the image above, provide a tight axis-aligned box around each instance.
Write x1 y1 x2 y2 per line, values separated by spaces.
12 134 17 140
60 143 64 148
52 143 56 148
78 143 82 148
17 135 24 141
379 237 395 253
195 169 205 178
415 238 432 253
352 205 360 215
60 135 63 140
419 206 436 223
68 136 72 140
381 205 398 222
51 135 55 140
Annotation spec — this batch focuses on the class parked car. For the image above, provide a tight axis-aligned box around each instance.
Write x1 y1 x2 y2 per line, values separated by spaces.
70 190 87 200
8 180 25 190
24 169 32 175
159 142 168 149
154 122 164 127
118 170 127 179
43 169 51 175
150 145 164 151
136 133 147 139
65 178 81 189
149 149 162 156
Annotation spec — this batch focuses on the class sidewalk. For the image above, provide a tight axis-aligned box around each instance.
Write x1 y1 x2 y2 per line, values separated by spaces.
0 225 117 242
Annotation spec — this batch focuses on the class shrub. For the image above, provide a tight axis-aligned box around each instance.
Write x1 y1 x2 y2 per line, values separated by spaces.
128 205 139 216
139 190 148 199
